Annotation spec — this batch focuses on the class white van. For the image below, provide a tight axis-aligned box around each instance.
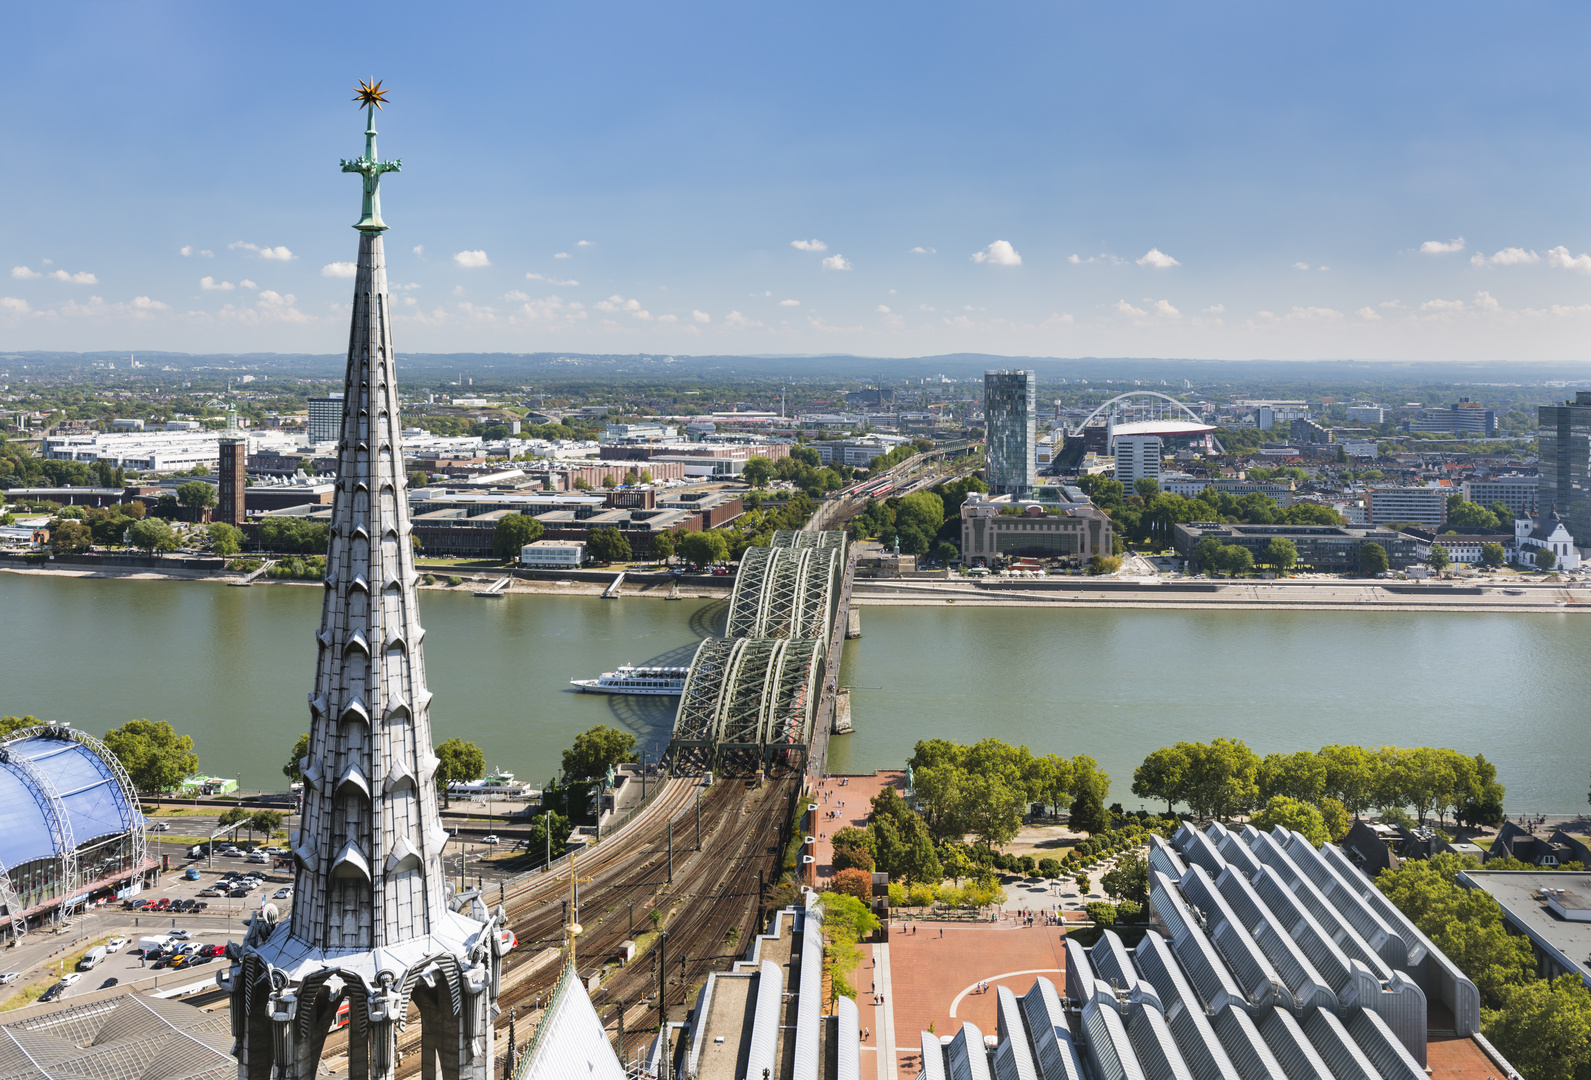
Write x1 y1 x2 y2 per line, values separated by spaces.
138 935 172 954
77 946 107 971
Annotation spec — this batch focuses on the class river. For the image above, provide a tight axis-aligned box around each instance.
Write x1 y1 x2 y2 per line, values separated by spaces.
2 573 1586 812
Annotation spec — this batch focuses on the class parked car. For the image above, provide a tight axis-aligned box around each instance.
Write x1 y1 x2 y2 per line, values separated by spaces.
227 888 251 898
123 899 147 910
60 973 82 986
481 835 500 845
105 938 127 953
98 977 119 989
246 852 268 864
0 972 20 985
183 867 201 881
273 887 293 900
198 888 225 898
38 983 64 1003
168 929 191 940
151 821 170 832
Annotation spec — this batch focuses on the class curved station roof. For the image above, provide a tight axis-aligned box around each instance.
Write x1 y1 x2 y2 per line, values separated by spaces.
0 734 140 871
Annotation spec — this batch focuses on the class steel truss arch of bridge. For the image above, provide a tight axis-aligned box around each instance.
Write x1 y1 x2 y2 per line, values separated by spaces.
1067 390 1208 437
670 529 847 776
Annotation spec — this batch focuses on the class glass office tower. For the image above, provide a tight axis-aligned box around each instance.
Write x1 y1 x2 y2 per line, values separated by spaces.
1538 391 1591 551
984 369 1036 495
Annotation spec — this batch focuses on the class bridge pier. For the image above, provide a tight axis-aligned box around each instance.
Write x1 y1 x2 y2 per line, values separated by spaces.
846 608 861 639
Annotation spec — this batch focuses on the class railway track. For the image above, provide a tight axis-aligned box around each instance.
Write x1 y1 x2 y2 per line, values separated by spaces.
375 774 796 1076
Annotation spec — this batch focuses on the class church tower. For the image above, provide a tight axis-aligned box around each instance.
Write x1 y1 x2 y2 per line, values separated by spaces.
223 82 506 1080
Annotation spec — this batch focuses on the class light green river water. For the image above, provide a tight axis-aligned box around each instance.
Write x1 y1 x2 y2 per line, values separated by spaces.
2 574 1586 812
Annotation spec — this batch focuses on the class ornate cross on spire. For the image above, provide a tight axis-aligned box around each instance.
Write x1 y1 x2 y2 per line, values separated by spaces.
340 80 402 232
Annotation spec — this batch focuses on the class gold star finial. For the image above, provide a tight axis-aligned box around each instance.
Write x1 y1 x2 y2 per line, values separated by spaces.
354 79 388 110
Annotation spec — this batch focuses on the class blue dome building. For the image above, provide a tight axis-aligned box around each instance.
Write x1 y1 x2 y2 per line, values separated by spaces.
0 725 148 936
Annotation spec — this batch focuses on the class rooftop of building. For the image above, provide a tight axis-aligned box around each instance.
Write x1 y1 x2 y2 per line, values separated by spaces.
1460 871 1591 983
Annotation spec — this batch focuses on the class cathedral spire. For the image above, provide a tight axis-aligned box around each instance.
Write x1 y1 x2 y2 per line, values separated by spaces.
226 86 504 1080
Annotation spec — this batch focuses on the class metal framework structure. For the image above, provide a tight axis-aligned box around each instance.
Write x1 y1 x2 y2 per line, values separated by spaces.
0 744 78 926
671 530 845 775
11 724 149 888
1068 390 1209 436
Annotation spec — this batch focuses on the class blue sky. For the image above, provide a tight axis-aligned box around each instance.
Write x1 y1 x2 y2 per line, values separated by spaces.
3 3 1591 362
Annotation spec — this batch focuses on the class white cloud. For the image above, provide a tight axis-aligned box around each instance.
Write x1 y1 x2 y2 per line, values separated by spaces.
822 254 852 271
1293 262 1310 271
230 241 295 260
1421 298 1466 313
392 282 420 290
1068 254 1092 264
876 304 892 314
1152 299 1181 318
503 290 532 302
129 296 169 311
1288 306 1343 320
1420 237 1466 254
1203 304 1225 314
692 310 711 323
453 250 491 268
240 279 257 290
779 299 800 307
10 266 40 280
48 270 98 284
1474 290 1502 310
724 310 763 328
633 309 653 320
200 276 234 291
971 240 1021 266
576 240 593 247
595 295 645 314
790 239 828 252
1356 307 1381 320
526 273 579 286
910 246 936 255
1470 247 1539 268
1547 246 1591 274
1114 299 1147 318
0 297 30 314
658 313 678 323
1137 248 1180 269
553 252 571 259
1380 299 1405 309
321 262 358 278
180 245 193 257
413 245 425 257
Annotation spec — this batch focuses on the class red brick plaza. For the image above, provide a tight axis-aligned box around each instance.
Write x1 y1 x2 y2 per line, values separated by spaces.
860 922 1068 1080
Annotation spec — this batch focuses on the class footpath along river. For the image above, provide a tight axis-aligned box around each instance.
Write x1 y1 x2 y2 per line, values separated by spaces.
2 572 1587 812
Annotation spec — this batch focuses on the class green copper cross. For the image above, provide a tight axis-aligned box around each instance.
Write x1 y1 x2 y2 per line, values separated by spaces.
340 103 401 232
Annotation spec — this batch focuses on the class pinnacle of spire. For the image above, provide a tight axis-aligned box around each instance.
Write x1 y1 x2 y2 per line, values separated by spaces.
341 97 402 233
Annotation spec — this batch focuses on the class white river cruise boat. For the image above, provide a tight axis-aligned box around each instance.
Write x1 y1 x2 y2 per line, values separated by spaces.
570 664 689 696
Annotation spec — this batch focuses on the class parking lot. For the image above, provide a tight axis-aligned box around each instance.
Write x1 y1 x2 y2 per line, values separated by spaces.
0 846 295 1009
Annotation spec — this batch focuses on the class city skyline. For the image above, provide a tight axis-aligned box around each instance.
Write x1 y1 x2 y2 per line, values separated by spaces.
4 4 1591 362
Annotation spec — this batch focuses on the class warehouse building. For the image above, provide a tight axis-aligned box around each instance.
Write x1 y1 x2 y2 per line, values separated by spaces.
0 724 150 938
1174 522 1419 573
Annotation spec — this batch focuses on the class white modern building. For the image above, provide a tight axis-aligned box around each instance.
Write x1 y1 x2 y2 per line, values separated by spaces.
521 540 586 567
1113 434 1163 491
41 429 303 473
1364 485 1448 527
1345 405 1386 423
1462 475 1539 517
1344 440 1379 458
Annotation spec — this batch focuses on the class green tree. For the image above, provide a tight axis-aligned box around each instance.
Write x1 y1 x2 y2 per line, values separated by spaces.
48 518 91 554
650 530 676 564
1318 797 1351 841
1262 536 1297 573
127 517 178 554
283 733 310 783
830 867 874 903
176 481 217 511
1216 544 1254 576
1360 541 1389 576
1445 500 1502 530
1258 749 1328 805
1101 850 1149 905
248 809 284 840
1484 976 1591 1080
1134 477 1160 499
741 456 773 488
207 521 243 556
1133 745 1192 815
893 491 945 556
586 526 632 563
408 469 430 489
601 474 618 489
959 771 1026 852
1069 786 1108 835
677 530 731 566
561 724 637 781
1037 857 1062 880
1537 546 1558 570
1250 796 1330 846
529 808 572 864
434 737 486 807
1428 544 1451 572
1375 852 1534 1007
217 806 250 834
1480 542 1507 568
832 844 875 873
492 512 545 560
103 719 198 794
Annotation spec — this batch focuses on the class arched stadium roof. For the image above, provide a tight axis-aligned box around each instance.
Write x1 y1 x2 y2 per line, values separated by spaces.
1109 419 1217 438
0 734 139 870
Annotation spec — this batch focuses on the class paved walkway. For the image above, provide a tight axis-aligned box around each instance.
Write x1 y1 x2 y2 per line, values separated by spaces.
872 922 1068 1079
811 772 905 885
